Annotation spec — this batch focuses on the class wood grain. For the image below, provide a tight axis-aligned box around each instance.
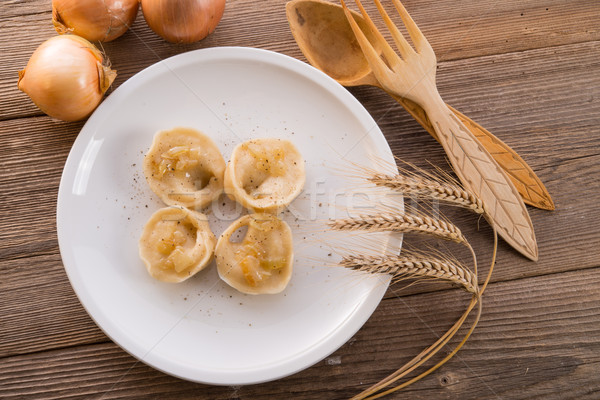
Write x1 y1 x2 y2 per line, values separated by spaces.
1 39 599 361
1 0 599 398
1 0 599 120
0 253 106 359
1 267 600 399
1 152 598 361
0 117 81 260
2 43 596 263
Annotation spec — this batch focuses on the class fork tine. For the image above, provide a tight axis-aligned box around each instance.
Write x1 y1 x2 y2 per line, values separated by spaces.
370 0 415 59
340 0 398 80
390 0 433 54
352 0 405 64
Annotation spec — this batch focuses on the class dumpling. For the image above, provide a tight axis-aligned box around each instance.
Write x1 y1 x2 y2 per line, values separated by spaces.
143 127 226 209
139 206 216 283
215 213 293 294
224 138 305 213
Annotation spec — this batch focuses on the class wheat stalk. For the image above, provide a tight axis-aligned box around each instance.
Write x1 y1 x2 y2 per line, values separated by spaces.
330 160 500 399
341 254 478 294
369 172 486 215
329 212 467 245
351 232 499 400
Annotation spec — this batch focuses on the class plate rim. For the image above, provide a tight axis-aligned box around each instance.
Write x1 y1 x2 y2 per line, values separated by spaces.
56 46 399 385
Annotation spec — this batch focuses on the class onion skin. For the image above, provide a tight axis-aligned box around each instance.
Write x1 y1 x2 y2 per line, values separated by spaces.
52 0 139 42
17 35 116 122
141 0 226 44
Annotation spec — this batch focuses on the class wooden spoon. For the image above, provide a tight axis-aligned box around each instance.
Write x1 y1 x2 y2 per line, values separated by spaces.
286 0 554 210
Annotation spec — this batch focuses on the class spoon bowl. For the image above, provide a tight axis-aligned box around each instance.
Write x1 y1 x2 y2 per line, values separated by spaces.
287 0 380 87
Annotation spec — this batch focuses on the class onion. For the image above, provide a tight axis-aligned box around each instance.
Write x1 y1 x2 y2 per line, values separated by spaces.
52 0 139 42
141 0 226 44
18 35 116 122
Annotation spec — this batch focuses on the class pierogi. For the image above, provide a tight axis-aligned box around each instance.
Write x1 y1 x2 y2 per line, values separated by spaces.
224 138 305 213
215 213 293 294
139 206 216 283
143 127 226 209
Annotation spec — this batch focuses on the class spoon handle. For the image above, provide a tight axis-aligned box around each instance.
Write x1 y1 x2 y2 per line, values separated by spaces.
388 93 554 210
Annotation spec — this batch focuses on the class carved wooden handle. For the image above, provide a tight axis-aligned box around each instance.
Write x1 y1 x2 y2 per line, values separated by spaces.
423 95 538 261
389 93 554 210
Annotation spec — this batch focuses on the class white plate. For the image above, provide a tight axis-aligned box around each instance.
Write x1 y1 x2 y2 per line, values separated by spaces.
57 47 400 385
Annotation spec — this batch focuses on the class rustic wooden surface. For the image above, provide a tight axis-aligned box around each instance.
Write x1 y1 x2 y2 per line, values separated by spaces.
1 0 599 398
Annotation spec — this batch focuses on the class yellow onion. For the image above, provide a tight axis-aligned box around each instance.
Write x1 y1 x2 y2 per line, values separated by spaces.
141 0 226 44
18 35 116 122
52 0 139 42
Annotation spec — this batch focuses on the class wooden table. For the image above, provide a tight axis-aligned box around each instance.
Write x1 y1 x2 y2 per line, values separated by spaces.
2 1 599 398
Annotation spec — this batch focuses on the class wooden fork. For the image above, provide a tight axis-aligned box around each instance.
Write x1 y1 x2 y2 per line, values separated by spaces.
341 0 538 261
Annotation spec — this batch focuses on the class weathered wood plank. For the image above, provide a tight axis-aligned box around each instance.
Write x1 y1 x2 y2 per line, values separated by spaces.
1 267 599 399
0 117 82 260
2 41 598 264
1 0 599 399
1 39 599 359
1 1 599 120
0 253 106 359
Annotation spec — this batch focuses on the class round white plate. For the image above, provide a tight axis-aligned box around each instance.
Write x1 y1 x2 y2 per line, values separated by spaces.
57 47 400 385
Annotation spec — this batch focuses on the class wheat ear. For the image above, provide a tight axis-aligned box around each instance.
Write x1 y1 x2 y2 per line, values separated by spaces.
370 173 486 215
341 254 478 294
329 212 467 245
333 160 498 399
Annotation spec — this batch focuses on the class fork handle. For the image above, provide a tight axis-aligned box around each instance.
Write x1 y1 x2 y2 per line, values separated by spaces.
387 93 554 210
421 93 538 261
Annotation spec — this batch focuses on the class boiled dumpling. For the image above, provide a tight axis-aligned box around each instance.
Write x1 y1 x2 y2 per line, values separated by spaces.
215 213 293 294
139 206 216 283
224 138 305 213
143 127 226 209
